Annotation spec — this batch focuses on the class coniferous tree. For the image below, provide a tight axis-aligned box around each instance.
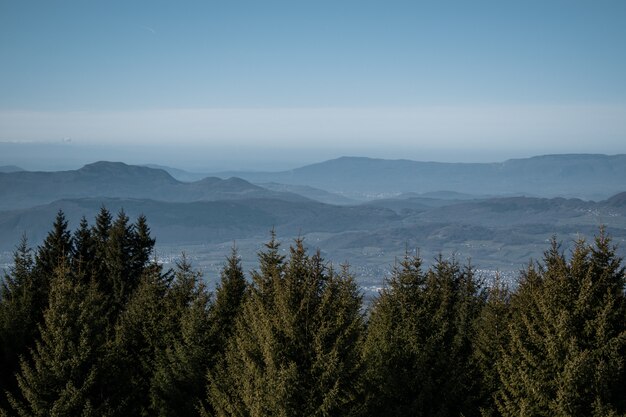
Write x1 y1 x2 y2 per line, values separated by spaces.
73 217 95 280
108 264 170 417
0 237 37 410
151 255 213 417
496 233 626 416
209 246 248 357
6 263 109 417
207 237 364 417
32 210 73 316
473 274 510 417
362 253 484 417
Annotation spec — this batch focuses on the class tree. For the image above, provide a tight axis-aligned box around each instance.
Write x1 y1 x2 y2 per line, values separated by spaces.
73 217 95 281
0 237 37 410
207 237 365 417
496 233 626 416
151 255 213 417
108 264 170 417
6 263 109 417
32 210 73 315
362 253 484 417
472 274 510 417
209 246 248 357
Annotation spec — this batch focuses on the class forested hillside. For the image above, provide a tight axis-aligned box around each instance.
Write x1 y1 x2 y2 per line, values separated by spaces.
1 211 624 416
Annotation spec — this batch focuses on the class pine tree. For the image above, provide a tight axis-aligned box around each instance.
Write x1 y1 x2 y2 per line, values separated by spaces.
207 237 364 417
151 256 213 417
362 253 484 417
0 237 37 410
496 233 626 416
6 263 109 417
32 210 73 315
108 264 170 417
73 217 95 281
472 274 510 417
210 246 248 357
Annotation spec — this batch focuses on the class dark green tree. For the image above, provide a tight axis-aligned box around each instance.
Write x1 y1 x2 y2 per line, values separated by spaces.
472 274 510 417
362 253 484 417
108 264 170 417
32 210 73 315
6 263 109 417
209 246 248 357
73 217 95 280
151 256 213 417
207 238 364 417
496 233 626 416
0 237 37 410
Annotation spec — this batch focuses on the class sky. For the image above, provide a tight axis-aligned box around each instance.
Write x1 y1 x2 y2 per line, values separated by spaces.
1 0 625 170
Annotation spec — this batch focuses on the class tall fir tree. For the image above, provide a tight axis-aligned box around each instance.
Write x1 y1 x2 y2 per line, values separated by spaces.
496 233 626 416
472 274 511 417
0 237 37 410
6 262 109 417
73 217 96 281
362 253 484 417
207 238 364 417
32 210 73 316
151 255 213 417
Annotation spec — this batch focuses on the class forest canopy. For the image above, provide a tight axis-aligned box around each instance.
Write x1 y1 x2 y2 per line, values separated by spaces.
0 210 624 417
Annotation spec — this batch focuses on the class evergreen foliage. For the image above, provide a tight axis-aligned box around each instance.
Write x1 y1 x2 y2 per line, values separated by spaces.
362 253 484 417
6 263 108 417
0 237 37 410
496 233 626 416
151 255 213 417
473 274 511 417
207 238 364 417
1 211 624 417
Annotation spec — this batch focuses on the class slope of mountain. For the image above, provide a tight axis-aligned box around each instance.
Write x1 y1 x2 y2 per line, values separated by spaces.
257 182 357 205
212 154 626 200
1 193 624 274
0 165 24 173
0 161 309 210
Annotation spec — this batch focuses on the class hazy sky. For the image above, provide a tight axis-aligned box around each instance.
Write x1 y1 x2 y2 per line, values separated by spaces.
1 0 625 169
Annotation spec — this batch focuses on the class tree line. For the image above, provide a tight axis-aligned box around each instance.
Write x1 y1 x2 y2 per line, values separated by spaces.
0 209 624 416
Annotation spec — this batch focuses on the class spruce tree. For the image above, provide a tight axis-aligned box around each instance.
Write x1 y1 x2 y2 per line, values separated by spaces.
362 253 484 417
32 210 73 315
209 246 248 357
73 217 95 281
496 233 626 416
6 263 109 417
0 237 37 410
207 237 364 417
472 274 510 417
108 264 170 417
151 255 213 417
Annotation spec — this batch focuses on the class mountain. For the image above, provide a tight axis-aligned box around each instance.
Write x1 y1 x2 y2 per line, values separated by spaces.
257 182 356 205
211 154 626 200
1 193 624 275
0 161 309 210
143 164 209 182
0 165 24 173
0 197 398 251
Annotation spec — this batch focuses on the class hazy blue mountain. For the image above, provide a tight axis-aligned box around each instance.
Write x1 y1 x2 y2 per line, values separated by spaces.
211 154 626 200
0 197 398 251
1 193 624 275
0 165 24 173
143 163 209 182
0 161 309 210
257 182 357 205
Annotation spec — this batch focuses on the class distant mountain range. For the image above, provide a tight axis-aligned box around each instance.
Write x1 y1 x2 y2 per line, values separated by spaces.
211 154 626 200
0 161 307 210
1 155 625 275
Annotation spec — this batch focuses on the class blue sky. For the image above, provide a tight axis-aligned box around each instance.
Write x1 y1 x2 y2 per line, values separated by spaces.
1 0 625 168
